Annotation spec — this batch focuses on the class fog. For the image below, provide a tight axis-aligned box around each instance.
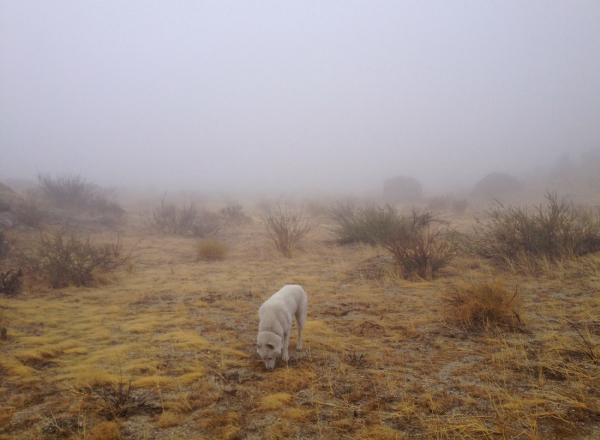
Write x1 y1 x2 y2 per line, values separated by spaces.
1 1 599 196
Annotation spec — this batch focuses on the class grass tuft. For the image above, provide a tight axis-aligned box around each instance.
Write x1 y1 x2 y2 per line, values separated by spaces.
444 278 522 329
196 238 227 261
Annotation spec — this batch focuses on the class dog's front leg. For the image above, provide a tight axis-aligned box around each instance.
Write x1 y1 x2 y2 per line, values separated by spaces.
282 332 290 361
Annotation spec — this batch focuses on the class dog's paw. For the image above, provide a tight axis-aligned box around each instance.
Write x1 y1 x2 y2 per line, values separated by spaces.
296 344 302 351
282 352 289 362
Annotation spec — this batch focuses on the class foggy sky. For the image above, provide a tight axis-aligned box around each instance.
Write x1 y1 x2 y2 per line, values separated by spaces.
1 1 599 195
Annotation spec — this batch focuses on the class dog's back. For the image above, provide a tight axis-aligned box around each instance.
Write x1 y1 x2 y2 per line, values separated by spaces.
259 284 307 331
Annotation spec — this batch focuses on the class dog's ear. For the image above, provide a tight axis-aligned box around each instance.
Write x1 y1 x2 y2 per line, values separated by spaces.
266 343 274 350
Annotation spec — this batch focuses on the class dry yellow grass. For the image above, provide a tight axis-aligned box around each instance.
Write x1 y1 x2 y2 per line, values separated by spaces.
0 198 599 439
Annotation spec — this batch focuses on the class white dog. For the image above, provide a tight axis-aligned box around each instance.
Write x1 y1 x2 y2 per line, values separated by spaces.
257 285 307 370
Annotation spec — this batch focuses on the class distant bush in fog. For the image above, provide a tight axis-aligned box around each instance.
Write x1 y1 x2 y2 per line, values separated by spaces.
220 205 252 225
383 175 422 203
149 198 221 237
37 173 125 216
470 172 523 199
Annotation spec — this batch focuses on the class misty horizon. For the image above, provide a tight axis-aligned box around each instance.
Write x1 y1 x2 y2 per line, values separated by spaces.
1 1 599 196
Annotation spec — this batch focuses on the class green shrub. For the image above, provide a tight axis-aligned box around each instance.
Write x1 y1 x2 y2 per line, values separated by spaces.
196 238 227 261
260 203 313 258
466 192 600 265
23 229 130 288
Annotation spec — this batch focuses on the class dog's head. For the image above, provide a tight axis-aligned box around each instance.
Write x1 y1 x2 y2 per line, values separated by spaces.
257 331 282 370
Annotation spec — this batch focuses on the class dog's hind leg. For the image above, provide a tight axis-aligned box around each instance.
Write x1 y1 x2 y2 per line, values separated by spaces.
296 295 307 350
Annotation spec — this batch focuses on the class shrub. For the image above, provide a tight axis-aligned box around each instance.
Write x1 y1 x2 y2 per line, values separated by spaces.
220 205 252 225
329 202 404 245
466 193 600 265
260 203 314 258
428 196 449 211
0 268 23 296
37 173 125 215
444 279 522 329
23 229 130 288
192 209 221 237
380 211 457 280
14 195 45 228
0 231 9 261
197 238 227 261
451 198 469 215
149 199 221 237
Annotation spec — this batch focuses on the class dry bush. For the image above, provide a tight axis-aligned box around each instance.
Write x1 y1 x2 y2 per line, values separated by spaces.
428 195 449 211
0 268 23 296
196 238 227 261
451 198 469 215
86 377 152 420
220 205 252 225
260 203 314 258
149 199 221 237
329 202 402 245
14 195 45 228
444 279 522 329
465 192 600 267
37 173 125 216
380 211 457 280
0 230 9 261
22 228 131 288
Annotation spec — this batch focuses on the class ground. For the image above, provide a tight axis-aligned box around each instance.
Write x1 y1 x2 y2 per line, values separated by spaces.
1 196 599 439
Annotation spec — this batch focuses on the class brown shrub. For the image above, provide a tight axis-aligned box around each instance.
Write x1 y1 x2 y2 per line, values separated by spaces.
444 279 522 329
196 238 227 261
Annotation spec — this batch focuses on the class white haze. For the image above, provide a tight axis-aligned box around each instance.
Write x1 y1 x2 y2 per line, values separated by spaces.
1 1 599 196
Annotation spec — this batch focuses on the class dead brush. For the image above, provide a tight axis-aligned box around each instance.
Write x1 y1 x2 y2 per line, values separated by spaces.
259 203 314 258
379 211 457 280
444 279 523 330
559 319 599 364
85 377 153 420
196 237 227 261
465 192 600 268
21 228 131 288
0 268 23 296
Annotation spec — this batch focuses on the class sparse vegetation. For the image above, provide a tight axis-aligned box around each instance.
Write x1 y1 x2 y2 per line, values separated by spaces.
380 211 457 279
260 203 314 258
466 192 600 267
14 195 45 228
196 237 227 261
331 204 456 279
2 190 600 439
220 205 252 225
329 202 403 245
0 268 23 296
149 198 221 237
451 198 469 215
444 278 522 329
22 228 131 288
37 173 125 215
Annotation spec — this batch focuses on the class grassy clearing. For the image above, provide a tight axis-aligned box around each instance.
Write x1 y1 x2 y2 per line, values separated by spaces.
0 195 599 439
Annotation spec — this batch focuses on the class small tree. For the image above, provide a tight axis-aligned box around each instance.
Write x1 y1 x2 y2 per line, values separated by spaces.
260 203 314 258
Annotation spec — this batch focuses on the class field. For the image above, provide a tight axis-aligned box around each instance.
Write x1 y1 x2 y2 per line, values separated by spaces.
1 189 600 440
